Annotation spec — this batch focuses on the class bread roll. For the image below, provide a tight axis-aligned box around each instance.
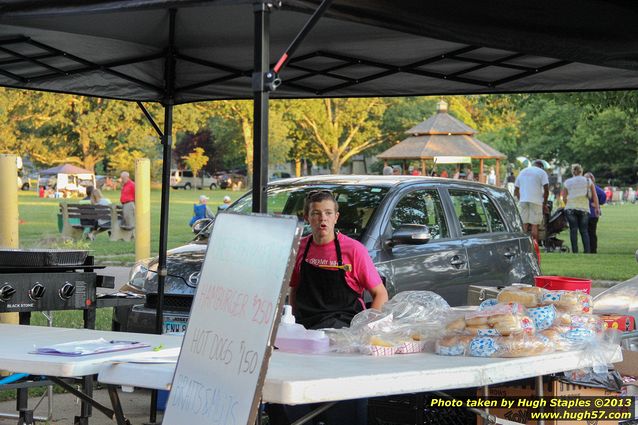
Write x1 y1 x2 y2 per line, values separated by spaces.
466 316 488 326
445 317 466 332
497 289 538 308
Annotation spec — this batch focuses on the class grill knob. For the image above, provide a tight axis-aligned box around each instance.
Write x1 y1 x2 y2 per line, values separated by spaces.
29 283 46 301
59 283 76 300
0 284 16 302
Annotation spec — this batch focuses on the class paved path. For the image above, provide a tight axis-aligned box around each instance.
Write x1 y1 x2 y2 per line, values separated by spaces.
0 388 163 425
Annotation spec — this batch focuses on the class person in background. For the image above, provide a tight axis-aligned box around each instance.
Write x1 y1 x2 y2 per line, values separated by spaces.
90 188 112 205
189 194 214 226
465 165 474 181
584 172 605 254
392 167 401 176
382 163 393 175
217 195 233 212
506 171 516 195
487 166 497 185
81 185 94 202
440 169 448 178
119 171 135 230
514 160 549 242
452 167 461 179
563 164 599 253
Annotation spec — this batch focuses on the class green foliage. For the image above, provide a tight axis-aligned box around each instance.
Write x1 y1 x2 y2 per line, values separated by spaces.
181 147 209 176
288 98 387 173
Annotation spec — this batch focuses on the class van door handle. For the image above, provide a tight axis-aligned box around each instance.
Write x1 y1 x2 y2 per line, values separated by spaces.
503 250 517 258
450 256 466 267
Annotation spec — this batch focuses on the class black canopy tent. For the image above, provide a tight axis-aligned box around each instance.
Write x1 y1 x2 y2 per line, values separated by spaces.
1 0 637 337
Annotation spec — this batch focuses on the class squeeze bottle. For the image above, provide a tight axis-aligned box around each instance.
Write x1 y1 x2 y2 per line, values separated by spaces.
274 305 329 354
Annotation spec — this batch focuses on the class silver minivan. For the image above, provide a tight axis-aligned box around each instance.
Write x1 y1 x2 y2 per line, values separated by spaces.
170 169 217 190
114 176 541 333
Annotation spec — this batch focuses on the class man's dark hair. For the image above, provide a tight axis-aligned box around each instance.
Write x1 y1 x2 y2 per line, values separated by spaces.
303 190 338 216
533 160 545 169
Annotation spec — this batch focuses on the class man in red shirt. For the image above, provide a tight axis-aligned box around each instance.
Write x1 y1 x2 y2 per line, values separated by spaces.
119 171 135 229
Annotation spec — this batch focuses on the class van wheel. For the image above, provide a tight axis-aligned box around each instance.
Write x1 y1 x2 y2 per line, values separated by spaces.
210 183 217 190
184 183 192 190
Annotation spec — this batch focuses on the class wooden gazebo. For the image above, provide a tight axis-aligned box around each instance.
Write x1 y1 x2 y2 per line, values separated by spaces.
378 100 506 183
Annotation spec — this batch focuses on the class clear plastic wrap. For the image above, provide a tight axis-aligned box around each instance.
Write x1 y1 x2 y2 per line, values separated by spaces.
329 291 451 356
497 285 545 308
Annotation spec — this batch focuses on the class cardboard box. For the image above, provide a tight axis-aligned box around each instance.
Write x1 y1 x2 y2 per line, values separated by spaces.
600 314 636 332
477 378 620 425
614 348 638 377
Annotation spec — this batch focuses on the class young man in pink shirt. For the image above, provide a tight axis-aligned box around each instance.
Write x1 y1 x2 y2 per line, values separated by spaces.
289 190 388 330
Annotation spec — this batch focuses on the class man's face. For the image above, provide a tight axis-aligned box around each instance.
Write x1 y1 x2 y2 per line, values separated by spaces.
306 200 339 238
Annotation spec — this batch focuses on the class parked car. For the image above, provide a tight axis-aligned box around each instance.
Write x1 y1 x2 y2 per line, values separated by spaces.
170 169 218 190
113 175 540 333
270 171 292 181
215 172 246 190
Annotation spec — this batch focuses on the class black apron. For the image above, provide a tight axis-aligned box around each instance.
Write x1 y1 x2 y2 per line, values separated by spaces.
295 233 364 330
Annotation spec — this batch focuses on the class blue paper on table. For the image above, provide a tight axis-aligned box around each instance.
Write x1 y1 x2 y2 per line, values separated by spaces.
32 338 150 356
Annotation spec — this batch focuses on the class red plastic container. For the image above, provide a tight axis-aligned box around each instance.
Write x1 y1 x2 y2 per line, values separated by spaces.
534 276 591 293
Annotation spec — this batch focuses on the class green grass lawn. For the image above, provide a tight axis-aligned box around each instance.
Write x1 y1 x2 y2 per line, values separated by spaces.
18 187 241 264
10 189 638 332
539 203 638 281
14 188 242 332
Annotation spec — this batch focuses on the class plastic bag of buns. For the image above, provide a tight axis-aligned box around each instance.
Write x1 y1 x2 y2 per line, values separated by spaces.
464 303 536 336
497 285 545 308
495 334 554 357
435 334 474 356
541 290 593 314
463 334 552 357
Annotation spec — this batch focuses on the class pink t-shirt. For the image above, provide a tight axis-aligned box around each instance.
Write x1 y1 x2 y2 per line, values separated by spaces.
290 233 382 295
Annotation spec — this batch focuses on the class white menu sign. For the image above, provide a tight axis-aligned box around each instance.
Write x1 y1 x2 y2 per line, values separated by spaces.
163 213 302 425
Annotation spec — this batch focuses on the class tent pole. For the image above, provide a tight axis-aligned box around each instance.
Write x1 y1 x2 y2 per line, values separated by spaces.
149 8 176 423
155 7 176 336
252 2 272 213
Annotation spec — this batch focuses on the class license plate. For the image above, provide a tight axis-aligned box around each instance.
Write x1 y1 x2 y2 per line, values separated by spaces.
163 316 188 334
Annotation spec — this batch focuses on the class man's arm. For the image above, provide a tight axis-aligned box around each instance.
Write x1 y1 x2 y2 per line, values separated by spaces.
368 283 388 310
543 184 549 213
514 186 520 200
590 183 600 215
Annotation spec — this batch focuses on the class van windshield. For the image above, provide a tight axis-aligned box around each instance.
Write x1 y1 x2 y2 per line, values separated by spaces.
229 185 389 240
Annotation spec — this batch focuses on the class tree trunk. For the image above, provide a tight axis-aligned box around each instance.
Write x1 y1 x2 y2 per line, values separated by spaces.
295 159 302 177
240 117 253 186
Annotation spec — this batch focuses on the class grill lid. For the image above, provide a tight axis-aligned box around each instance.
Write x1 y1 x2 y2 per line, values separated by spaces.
0 249 89 267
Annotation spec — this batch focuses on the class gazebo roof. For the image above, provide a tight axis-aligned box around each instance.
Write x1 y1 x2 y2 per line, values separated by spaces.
378 134 506 161
406 100 476 135
378 101 506 161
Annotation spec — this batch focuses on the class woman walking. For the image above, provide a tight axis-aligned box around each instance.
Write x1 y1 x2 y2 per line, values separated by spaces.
562 164 599 253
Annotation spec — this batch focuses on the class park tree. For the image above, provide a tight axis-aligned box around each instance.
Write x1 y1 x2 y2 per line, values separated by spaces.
203 100 292 180
288 98 387 173
182 147 209 176
571 106 638 182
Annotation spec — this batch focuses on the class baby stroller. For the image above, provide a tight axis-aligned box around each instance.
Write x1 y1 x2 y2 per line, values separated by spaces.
538 202 570 253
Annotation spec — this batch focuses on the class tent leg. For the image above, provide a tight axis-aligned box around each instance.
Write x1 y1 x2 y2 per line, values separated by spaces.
252 2 271 213
150 7 177 424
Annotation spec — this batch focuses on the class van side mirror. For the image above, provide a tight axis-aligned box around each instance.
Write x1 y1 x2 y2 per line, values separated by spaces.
387 224 431 247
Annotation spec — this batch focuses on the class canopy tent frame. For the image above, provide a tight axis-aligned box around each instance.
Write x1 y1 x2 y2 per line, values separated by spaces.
1 3 638 422
0 34 576 101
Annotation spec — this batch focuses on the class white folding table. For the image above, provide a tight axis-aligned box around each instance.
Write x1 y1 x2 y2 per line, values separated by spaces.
0 324 182 425
98 340 622 425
